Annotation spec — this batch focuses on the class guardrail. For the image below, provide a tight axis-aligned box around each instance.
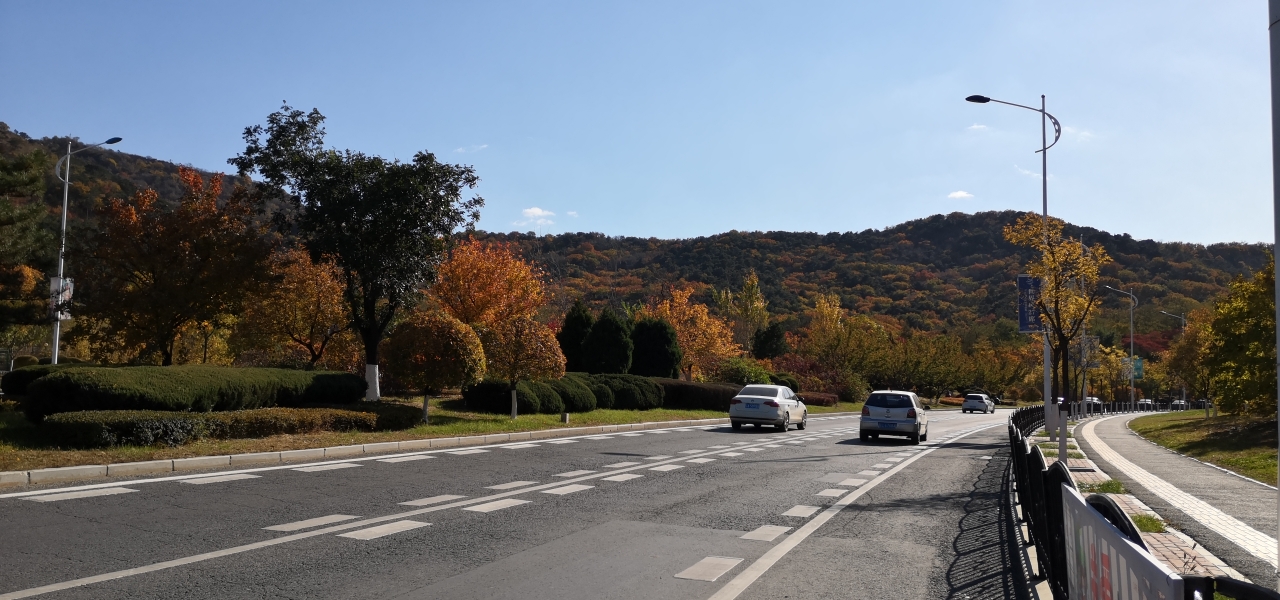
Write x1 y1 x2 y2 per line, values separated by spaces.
1007 405 1278 600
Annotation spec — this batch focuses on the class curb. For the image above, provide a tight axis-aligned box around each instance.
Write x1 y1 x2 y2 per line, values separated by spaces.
0 413 861 488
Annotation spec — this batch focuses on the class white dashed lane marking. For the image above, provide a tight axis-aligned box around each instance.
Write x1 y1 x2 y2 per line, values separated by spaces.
546 440 577 445
601 474 644 482
504 444 540 449
448 449 489 455
650 465 683 472
464 499 530 513
856 470 882 477
293 463 360 473
687 458 716 464
815 489 847 498
181 474 261 485
541 484 593 495
871 463 891 469
602 462 641 468
644 455 672 460
619 433 644 437
337 520 430 539
23 488 137 502
265 515 359 532
400 495 466 506
377 455 433 463
782 506 820 518
740 526 791 542
720 452 744 457
485 481 538 490
678 450 703 454
675 557 744 582
743 448 764 452
837 478 868 487
555 470 596 477
709 445 731 449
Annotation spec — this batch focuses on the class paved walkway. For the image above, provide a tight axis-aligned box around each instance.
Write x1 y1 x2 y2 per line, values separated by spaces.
1077 415 1277 583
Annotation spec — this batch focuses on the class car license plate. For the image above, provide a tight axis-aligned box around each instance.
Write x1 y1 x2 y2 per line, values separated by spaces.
745 403 760 409
878 422 897 430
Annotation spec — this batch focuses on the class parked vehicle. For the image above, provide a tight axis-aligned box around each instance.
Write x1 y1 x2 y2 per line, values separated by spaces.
962 393 995 414
860 390 929 444
1171 399 1188 410
729 384 807 431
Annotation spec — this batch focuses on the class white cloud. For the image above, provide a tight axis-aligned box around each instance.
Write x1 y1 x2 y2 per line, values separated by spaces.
515 206 555 227
567 211 578 217
967 123 987 131
948 191 974 199
1063 126 1095 141
454 144 489 153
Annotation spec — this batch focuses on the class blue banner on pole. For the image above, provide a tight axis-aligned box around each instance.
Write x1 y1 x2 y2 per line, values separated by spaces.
1018 275 1043 333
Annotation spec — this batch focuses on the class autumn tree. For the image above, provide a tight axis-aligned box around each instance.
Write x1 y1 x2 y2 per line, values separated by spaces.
430 239 544 329
231 105 483 399
714 270 769 352
235 248 352 367
1208 257 1275 414
77 168 274 365
639 286 739 380
1004 214 1112 404
382 310 486 422
1162 308 1215 404
0 149 53 337
480 315 566 417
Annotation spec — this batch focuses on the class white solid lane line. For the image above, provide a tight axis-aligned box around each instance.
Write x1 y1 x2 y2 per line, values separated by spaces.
23 488 137 502
463 499 530 513
448 449 489 455
541 484 593 495
602 462 640 468
781 506 820 518
377 455 433 463
555 470 596 477
264 515 360 532
293 463 360 473
687 458 715 464
676 557 744 582
337 520 430 540
601 474 643 482
740 526 791 542
399 495 466 507
181 474 261 485
650 465 683 472
485 481 538 490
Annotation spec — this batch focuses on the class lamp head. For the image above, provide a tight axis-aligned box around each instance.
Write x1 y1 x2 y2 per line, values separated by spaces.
965 95 991 103
104 137 122 145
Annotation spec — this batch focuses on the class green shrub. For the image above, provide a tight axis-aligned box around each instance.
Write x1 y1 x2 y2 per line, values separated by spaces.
11 355 39 369
799 392 838 407
526 380 565 414
629 317 681 378
655 378 741 411
22 366 365 421
38 355 88 365
769 372 800 392
2 364 98 396
569 372 614 409
709 357 772 385
461 380 541 414
549 376 597 412
42 408 379 448
582 308 633 374
589 373 663 410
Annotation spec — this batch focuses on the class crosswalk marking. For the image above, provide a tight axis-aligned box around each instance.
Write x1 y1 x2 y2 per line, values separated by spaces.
337 520 430 539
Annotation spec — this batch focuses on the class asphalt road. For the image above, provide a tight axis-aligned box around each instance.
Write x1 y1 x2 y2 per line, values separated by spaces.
0 410 1020 600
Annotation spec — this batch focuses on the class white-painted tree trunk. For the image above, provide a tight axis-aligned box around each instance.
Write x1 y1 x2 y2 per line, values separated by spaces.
365 364 380 401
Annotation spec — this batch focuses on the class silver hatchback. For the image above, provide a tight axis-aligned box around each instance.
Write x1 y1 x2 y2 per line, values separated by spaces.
860 390 928 444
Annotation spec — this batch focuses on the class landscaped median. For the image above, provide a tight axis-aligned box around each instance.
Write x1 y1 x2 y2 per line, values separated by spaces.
1128 411 1277 485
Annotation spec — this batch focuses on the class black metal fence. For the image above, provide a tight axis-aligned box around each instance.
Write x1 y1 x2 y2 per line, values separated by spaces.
1007 405 1278 600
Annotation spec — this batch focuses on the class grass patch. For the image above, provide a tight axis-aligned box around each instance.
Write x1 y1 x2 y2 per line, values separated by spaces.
1078 479 1126 494
808 401 862 414
1041 449 1086 459
1038 442 1079 450
1034 430 1073 438
1130 513 1166 533
1129 412 1277 485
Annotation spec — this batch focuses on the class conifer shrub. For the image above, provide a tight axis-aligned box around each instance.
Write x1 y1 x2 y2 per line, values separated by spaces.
525 380 565 414
654 378 741 411
589 373 663 410
461 380 543 414
549 376 597 412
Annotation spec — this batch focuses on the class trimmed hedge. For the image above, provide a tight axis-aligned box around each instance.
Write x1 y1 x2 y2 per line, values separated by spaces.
22 366 366 421
590 373 663 410
42 408 379 448
525 380 565 414
769 372 800 393
799 392 838 407
549 376 597 412
461 380 543 414
2 364 98 396
571 372 613 409
655 379 741 411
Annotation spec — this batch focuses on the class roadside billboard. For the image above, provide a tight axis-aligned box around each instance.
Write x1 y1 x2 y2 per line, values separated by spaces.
1062 484 1181 599
1017 275 1043 333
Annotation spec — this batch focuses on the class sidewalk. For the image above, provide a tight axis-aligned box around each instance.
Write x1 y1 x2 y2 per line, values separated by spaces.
1076 414 1277 584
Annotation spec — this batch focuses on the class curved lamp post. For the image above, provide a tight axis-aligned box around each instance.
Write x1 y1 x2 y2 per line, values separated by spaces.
1159 310 1196 416
50 136 122 364
965 94 1063 437
1105 285 1138 411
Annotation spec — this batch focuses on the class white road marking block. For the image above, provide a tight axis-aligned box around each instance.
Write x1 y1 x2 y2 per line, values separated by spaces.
265 514 359 531
856 470 882 477
650 464 683 472
782 505 821 518
583 436 614 440
708 445 731 449
504 444 540 449
378 455 434 463
763 445 782 449
784 441 804 445
547 440 578 444
293 463 360 473
337 520 430 540
399 494 466 506
541 484 593 495
24 487 137 502
872 463 891 469
687 458 716 464
181 474 261 485
602 462 641 468
644 455 673 460
837 478 868 487
720 452 744 457
555 470 596 477
464 499 530 513
486 480 538 490
816 489 847 498
652 430 670 434
731 442 751 445
602 474 644 482
675 556 744 582
743 448 764 452
619 433 644 437
885 458 902 463
741 526 791 542
678 450 703 454
448 449 489 455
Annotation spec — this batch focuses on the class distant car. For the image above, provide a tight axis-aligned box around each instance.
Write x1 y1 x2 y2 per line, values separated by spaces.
729 384 807 431
1085 397 1102 412
860 390 929 444
1137 399 1153 411
1171 399 1188 410
962 393 995 414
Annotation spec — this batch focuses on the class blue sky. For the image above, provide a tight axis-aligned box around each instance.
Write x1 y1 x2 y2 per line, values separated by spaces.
1 1 1271 244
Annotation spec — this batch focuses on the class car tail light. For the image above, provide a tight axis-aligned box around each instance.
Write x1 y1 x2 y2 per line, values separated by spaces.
861 406 870 416
764 401 780 407
730 399 742 405
907 408 916 418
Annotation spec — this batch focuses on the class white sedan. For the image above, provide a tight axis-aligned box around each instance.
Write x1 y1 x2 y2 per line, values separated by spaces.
962 393 995 414
729 385 808 431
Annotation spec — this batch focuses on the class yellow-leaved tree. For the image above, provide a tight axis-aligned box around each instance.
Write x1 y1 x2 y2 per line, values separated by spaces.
382 309 486 422
429 239 544 329
640 286 739 380
714 269 770 352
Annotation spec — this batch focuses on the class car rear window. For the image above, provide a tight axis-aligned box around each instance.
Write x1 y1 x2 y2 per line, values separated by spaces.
866 393 914 408
965 395 984 401
738 386 778 398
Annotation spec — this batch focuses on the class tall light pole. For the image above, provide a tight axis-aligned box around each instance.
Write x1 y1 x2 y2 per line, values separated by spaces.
1159 310 1194 416
51 136 122 364
1267 2 1280 587
966 94 1062 436
1105 285 1137 412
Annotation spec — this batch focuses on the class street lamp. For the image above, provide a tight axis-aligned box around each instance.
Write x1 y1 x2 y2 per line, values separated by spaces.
1105 285 1137 412
966 93 1062 437
1159 310 1196 416
50 136 122 364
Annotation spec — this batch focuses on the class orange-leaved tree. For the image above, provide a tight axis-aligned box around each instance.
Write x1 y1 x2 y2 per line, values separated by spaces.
429 239 544 329
480 315 565 415
235 248 352 368
382 310 486 422
640 286 739 380
78 168 275 365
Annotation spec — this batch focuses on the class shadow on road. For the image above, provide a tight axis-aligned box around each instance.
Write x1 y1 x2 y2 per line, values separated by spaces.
943 447 1029 600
